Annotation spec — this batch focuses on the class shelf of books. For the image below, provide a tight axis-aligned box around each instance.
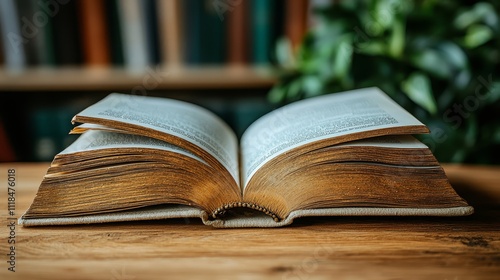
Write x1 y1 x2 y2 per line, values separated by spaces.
0 0 311 91
0 0 313 162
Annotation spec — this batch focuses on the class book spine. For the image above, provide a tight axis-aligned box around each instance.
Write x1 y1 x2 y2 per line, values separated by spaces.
51 0 82 66
78 0 111 66
0 0 26 71
212 202 280 222
226 0 248 65
116 0 150 71
16 1 38 66
285 0 309 52
30 0 57 67
157 0 184 67
199 0 226 64
141 0 161 66
250 0 277 65
182 0 202 65
104 0 125 66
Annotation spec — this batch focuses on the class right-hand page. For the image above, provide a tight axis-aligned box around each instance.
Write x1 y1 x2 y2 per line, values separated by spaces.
240 87 428 188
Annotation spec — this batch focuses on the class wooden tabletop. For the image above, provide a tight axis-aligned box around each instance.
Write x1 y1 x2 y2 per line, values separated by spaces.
1 163 499 280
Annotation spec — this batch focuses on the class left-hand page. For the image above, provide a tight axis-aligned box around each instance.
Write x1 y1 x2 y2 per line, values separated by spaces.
71 93 240 186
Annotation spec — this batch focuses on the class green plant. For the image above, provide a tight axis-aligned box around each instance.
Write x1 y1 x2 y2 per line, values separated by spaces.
269 0 500 164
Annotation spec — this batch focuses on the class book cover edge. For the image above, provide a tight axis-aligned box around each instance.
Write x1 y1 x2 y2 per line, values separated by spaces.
18 206 474 228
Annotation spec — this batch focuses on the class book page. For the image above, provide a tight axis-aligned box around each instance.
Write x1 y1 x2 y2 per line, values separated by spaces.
333 135 428 149
240 87 426 187
71 123 125 133
61 130 207 164
74 93 239 183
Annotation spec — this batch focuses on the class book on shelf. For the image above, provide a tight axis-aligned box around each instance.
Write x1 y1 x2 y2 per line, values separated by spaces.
0 0 26 71
200 0 226 64
141 0 161 65
182 0 202 64
250 0 282 64
157 0 183 66
1 0 311 71
1 0 58 70
104 0 125 66
182 0 227 65
25 0 57 66
227 0 249 65
78 0 111 66
16 0 39 66
285 0 309 52
19 87 473 228
52 0 82 66
116 0 150 71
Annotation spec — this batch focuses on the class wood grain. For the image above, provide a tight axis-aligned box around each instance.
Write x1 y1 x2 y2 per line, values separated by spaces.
0 163 499 280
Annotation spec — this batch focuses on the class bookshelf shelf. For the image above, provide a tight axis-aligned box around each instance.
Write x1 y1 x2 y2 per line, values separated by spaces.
0 66 277 91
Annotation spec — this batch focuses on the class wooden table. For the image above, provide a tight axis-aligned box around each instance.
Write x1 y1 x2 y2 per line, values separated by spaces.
1 163 499 280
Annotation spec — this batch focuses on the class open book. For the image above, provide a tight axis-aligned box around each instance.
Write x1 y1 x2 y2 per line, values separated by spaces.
19 87 473 228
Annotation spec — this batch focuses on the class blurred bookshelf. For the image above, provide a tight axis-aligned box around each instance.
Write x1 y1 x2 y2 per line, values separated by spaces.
0 0 311 162
0 66 277 91
0 0 311 90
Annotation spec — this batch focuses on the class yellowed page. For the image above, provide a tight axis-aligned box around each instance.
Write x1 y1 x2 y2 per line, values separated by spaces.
61 130 206 164
73 93 239 184
240 87 426 187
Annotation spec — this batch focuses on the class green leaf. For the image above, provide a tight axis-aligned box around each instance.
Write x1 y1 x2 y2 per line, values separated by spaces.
454 2 498 30
388 17 405 58
437 42 468 70
464 24 493 49
409 41 468 79
373 0 397 30
454 7 481 30
298 41 332 74
410 49 453 78
332 36 353 79
302 75 323 98
483 82 500 104
452 69 471 90
357 41 386 56
286 79 304 101
275 37 295 68
268 84 287 104
401 72 437 115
